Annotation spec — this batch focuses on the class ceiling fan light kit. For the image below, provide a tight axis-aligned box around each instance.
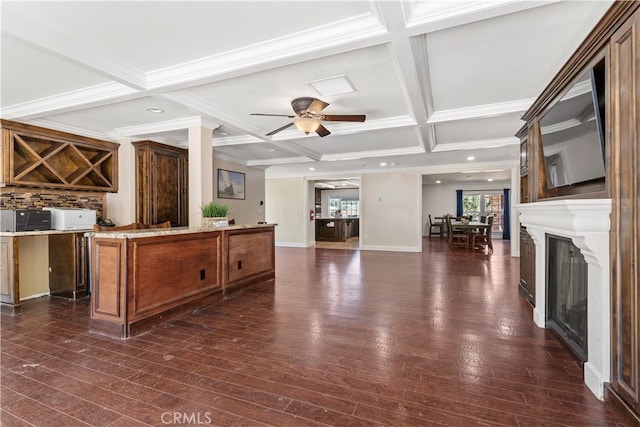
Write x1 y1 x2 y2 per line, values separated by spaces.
294 117 321 134
251 96 366 138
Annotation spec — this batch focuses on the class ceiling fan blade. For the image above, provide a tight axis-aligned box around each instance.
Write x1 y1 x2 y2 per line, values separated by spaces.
307 99 329 115
316 124 331 137
323 114 366 122
266 122 294 136
251 113 295 118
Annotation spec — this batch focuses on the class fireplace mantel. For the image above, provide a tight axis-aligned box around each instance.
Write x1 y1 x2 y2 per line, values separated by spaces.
515 199 612 399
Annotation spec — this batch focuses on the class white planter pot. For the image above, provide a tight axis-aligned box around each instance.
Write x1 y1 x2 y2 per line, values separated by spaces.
201 217 229 229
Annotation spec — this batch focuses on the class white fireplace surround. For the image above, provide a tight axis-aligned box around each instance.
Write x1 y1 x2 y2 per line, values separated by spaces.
515 199 612 400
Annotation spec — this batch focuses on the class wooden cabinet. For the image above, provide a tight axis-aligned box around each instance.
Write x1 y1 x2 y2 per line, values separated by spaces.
518 227 535 306
49 233 88 299
0 236 18 313
608 6 640 421
225 227 275 292
1 120 118 192
133 141 188 227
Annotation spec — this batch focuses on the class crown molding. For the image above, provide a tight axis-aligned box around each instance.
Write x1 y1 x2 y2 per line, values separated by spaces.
247 156 311 167
212 135 264 146
146 13 386 89
26 118 114 141
428 99 534 124
406 1 558 34
113 116 218 137
322 145 424 162
0 82 138 120
431 137 518 152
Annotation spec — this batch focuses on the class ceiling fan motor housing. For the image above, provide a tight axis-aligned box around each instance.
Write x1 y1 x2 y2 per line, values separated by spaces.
291 97 317 116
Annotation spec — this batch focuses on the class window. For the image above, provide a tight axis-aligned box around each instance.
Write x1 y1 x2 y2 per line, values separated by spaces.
328 197 359 217
462 192 503 233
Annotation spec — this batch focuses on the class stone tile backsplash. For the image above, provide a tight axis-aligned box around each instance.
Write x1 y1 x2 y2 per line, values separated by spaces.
0 189 104 218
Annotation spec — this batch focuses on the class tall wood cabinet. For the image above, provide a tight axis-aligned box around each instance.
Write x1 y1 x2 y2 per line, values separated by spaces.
516 1 639 421
608 5 640 421
133 141 188 227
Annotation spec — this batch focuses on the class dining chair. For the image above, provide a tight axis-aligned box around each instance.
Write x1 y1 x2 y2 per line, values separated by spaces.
428 214 442 237
446 216 469 249
473 216 494 254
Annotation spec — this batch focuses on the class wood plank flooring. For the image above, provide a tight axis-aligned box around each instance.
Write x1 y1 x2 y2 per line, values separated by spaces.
0 238 630 426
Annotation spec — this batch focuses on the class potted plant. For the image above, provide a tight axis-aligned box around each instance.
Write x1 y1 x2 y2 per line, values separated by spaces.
200 202 230 229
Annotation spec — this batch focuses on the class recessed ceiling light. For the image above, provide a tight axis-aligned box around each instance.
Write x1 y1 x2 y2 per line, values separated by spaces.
307 75 356 97
379 162 387 166
390 162 397 166
488 178 494 182
309 167 315 171
436 180 441 184
466 156 475 161
147 107 164 113
266 148 276 152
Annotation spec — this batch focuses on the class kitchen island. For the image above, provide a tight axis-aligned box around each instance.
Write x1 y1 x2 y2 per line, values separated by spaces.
90 224 275 338
315 217 359 242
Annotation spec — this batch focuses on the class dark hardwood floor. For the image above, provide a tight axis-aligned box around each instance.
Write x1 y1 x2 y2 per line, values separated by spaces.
0 238 630 426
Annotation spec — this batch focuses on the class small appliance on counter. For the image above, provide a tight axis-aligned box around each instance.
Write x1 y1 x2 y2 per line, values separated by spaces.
0 209 52 232
43 208 97 231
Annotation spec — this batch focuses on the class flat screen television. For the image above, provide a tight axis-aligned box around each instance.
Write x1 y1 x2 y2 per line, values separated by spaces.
539 59 605 188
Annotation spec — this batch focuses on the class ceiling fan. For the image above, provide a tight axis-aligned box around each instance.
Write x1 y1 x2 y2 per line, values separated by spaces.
251 97 366 137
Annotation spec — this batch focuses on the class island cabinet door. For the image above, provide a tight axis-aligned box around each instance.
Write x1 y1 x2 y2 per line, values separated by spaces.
91 237 127 337
225 228 275 290
125 232 222 322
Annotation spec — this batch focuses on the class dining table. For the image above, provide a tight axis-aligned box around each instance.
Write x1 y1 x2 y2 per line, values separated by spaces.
450 220 491 249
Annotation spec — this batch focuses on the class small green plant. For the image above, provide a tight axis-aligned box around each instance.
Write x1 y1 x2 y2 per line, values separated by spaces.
200 202 230 217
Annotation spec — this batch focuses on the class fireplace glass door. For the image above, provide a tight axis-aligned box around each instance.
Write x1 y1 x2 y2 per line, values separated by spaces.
546 235 588 361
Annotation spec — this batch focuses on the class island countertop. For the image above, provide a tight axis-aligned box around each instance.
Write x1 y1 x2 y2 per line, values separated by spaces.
89 223 277 239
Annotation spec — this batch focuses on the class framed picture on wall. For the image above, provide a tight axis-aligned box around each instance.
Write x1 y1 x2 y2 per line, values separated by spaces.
218 169 245 200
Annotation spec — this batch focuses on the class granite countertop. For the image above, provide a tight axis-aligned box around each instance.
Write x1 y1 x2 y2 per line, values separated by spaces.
0 228 93 237
90 223 277 239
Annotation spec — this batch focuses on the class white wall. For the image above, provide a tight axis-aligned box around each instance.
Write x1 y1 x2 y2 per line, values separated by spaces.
104 138 136 224
213 158 265 225
265 177 310 247
360 171 422 252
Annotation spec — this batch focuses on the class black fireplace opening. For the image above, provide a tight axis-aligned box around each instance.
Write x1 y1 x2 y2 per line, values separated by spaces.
546 234 588 361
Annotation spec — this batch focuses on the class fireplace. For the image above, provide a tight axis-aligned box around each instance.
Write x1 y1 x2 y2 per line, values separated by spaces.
546 234 588 361
515 199 611 399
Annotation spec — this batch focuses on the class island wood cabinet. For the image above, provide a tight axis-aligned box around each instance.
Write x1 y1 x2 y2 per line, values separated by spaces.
1 119 119 192
133 140 188 227
608 5 640 421
91 225 275 338
225 227 275 291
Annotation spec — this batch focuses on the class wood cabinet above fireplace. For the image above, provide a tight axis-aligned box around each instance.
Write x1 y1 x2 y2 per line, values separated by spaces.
516 1 640 422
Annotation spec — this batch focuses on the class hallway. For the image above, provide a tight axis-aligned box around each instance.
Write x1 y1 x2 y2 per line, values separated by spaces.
0 238 628 425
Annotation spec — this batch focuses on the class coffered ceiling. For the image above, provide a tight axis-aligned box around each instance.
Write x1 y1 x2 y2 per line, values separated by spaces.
0 1 613 184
